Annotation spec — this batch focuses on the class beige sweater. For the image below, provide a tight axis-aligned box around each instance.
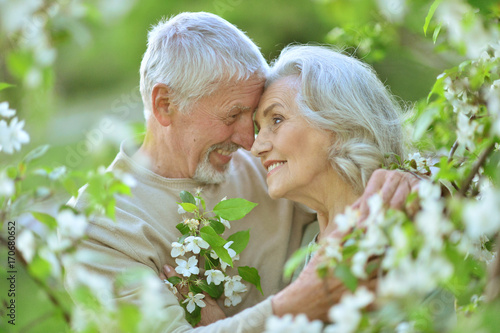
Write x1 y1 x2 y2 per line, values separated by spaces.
65 144 315 332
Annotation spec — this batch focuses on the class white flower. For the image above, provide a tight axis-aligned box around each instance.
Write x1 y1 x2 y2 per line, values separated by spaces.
195 196 201 206
376 0 407 23
220 241 240 271
183 292 205 313
396 321 416 333
463 188 500 240
183 218 199 230
163 279 178 295
334 206 360 233
205 269 225 285
224 292 243 307
57 210 88 239
457 113 477 150
378 252 453 298
17 229 36 263
48 166 67 180
359 223 387 256
0 102 16 118
407 152 429 173
223 275 247 307
264 314 323 333
351 251 369 279
175 256 199 277
323 237 343 262
0 171 15 197
210 249 219 260
177 204 187 214
418 180 441 203
46 232 71 252
415 200 452 251
220 217 231 229
195 187 203 195
113 170 137 187
184 236 209 254
171 242 185 258
327 287 374 333
0 117 30 154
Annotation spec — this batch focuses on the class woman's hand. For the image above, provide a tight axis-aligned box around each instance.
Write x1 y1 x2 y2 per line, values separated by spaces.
160 265 226 326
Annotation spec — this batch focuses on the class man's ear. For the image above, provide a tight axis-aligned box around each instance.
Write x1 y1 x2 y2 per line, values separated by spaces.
151 83 175 127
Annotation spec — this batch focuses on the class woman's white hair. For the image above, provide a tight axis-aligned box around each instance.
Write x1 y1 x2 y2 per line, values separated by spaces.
268 45 405 194
140 12 268 119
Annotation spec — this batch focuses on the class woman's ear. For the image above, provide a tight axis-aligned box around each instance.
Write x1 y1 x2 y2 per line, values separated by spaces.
151 83 175 127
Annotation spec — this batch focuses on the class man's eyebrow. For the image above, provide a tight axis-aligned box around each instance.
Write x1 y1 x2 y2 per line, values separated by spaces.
254 103 280 129
228 105 252 114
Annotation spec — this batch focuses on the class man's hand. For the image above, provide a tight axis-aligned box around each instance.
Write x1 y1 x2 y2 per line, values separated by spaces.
352 169 421 221
271 252 377 321
161 265 226 327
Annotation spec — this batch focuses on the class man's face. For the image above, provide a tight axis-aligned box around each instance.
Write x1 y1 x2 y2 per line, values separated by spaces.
170 75 265 184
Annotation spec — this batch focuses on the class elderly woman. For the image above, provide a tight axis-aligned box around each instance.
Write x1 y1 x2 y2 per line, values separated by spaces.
251 45 405 241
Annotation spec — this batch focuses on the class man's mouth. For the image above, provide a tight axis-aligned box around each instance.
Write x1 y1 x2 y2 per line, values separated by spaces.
216 149 234 156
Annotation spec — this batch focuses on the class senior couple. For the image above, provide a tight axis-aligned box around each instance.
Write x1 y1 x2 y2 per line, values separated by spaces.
66 12 418 332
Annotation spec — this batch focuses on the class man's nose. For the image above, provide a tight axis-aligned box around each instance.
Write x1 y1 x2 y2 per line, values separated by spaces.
232 114 256 151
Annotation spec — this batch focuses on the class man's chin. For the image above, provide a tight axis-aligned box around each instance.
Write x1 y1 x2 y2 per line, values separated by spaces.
193 161 230 185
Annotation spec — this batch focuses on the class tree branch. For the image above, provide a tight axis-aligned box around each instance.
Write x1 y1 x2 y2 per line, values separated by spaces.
458 142 496 197
448 140 459 162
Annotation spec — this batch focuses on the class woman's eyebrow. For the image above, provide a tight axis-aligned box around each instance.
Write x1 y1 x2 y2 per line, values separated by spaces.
254 103 280 129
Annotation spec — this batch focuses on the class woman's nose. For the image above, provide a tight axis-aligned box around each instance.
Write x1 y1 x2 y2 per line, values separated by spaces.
251 133 272 157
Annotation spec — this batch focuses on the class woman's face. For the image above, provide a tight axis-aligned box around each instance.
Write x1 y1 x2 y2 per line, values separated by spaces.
251 76 334 201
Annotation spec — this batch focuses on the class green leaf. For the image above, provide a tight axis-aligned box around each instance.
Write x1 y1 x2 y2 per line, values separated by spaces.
0 82 15 91
227 230 250 254
167 276 182 285
199 226 227 247
212 245 233 267
209 219 225 234
179 202 198 213
213 198 258 220
176 222 190 235
189 284 203 294
204 255 219 270
283 246 312 280
238 266 263 295
62 177 80 197
413 106 439 141
433 22 442 43
199 280 224 299
180 191 196 204
423 0 442 36
24 145 50 163
334 263 358 292
31 211 57 229
183 302 201 326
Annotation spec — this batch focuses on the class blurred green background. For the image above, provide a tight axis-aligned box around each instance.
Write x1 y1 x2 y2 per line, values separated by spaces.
2 0 452 172
0 0 458 331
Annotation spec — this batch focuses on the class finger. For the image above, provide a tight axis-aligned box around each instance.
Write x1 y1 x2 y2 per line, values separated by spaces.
356 169 389 220
379 171 403 208
159 272 167 281
164 264 181 279
389 177 410 210
390 172 421 210
163 265 189 296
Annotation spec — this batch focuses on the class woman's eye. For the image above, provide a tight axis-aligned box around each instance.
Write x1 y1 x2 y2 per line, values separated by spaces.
272 117 283 125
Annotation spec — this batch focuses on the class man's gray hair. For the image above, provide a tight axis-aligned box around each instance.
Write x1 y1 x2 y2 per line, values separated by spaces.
140 12 268 119
267 45 405 194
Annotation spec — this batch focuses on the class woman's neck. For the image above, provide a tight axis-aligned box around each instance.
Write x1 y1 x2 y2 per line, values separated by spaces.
316 178 358 242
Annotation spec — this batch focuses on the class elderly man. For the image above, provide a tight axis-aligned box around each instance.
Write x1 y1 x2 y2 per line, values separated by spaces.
66 12 419 332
